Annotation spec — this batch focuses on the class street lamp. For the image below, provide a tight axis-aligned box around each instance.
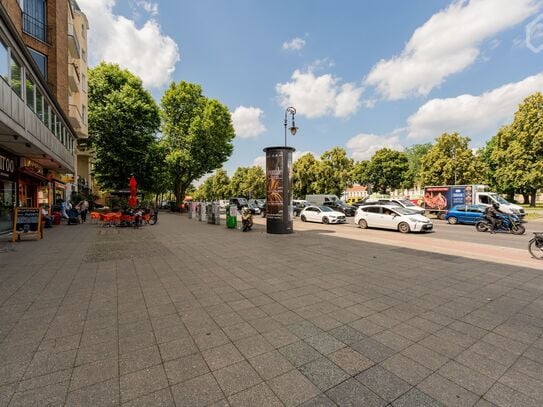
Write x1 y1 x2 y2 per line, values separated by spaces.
284 106 298 147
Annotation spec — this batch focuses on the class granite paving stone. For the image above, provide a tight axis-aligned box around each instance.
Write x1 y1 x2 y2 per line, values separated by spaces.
163 353 209 385
299 356 350 391
227 382 283 407
267 369 320 407
328 347 375 376
355 365 411 402
326 378 387 407
212 360 262 396
2 212 543 406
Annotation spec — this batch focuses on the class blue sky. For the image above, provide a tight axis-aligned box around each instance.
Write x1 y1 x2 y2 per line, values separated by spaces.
78 0 543 176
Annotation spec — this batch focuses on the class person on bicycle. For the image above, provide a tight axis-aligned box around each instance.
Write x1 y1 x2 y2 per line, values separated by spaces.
484 202 502 234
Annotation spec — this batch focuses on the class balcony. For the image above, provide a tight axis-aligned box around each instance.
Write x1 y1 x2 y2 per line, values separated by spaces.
68 24 81 59
68 103 82 131
22 12 47 43
68 62 80 93
0 79 74 172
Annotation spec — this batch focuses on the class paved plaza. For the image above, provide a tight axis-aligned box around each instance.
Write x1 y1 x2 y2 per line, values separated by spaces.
1 213 543 406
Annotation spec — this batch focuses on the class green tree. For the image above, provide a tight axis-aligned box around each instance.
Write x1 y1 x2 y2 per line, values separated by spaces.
228 166 265 198
211 169 231 199
419 132 485 186
88 63 160 190
493 92 543 206
292 153 319 198
314 147 353 197
350 160 370 185
366 148 409 193
161 81 235 205
143 141 172 205
403 143 432 188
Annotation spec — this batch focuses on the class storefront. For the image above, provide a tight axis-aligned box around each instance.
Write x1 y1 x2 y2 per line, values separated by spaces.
18 159 49 209
0 148 17 234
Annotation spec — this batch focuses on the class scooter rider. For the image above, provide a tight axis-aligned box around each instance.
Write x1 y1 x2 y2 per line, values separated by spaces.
241 206 253 232
484 202 502 234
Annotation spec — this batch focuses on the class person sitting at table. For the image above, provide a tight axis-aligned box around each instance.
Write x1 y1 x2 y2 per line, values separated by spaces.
41 205 53 228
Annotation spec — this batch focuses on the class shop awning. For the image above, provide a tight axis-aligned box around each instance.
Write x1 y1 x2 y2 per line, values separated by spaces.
18 167 50 184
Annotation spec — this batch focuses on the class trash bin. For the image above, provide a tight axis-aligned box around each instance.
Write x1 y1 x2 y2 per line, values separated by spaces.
207 204 214 224
212 203 220 225
226 205 237 229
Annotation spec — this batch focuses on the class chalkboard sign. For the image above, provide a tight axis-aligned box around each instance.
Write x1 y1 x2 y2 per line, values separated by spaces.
13 208 42 241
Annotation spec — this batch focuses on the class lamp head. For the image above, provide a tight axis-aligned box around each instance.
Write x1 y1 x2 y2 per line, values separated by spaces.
289 125 298 136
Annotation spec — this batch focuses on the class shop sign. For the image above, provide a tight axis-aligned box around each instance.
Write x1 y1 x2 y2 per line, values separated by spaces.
0 149 17 180
13 207 42 241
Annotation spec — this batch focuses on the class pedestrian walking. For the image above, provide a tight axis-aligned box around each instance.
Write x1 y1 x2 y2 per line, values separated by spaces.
78 198 89 223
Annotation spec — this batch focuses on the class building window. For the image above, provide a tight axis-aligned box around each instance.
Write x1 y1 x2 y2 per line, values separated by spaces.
9 58 22 98
82 49 86 62
82 105 87 124
36 89 44 121
28 48 47 79
25 78 35 110
23 0 47 42
0 40 8 81
82 73 86 92
45 102 51 129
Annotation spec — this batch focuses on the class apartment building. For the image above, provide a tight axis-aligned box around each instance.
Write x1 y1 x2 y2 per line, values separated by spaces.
0 0 86 233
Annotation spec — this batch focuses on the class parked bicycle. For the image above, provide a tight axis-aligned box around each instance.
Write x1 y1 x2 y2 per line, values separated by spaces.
528 232 543 260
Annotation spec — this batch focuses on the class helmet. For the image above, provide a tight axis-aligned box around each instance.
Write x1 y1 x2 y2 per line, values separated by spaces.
492 202 499 210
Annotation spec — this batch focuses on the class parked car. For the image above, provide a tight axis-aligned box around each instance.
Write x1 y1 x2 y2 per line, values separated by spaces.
300 206 346 224
230 197 248 210
362 198 426 214
354 204 433 233
293 199 311 216
247 202 261 215
322 201 356 216
445 204 486 225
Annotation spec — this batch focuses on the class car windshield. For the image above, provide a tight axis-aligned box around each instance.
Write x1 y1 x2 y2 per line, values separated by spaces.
393 207 419 215
491 195 509 205
319 206 334 212
398 200 415 207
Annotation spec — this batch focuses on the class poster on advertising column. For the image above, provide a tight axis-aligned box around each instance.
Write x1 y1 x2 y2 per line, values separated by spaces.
266 150 283 222
264 146 295 234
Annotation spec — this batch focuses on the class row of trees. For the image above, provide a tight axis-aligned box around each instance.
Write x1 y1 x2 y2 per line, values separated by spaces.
89 64 542 207
192 92 542 207
88 63 235 205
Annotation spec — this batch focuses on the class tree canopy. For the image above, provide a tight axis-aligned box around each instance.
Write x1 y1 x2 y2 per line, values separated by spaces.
292 153 319 198
366 148 409 193
161 81 235 203
419 133 485 186
313 147 353 197
88 62 160 191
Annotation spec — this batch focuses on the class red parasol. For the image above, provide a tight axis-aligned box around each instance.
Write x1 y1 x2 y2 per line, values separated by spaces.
128 176 137 208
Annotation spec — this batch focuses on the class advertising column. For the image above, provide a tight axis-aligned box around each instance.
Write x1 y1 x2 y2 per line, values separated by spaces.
264 146 295 234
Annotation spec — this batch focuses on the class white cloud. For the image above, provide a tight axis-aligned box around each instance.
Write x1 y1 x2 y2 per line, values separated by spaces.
78 0 179 88
365 0 541 100
253 150 315 169
231 106 267 139
407 72 543 140
282 37 306 51
276 69 363 118
135 0 158 15
346 133 404 161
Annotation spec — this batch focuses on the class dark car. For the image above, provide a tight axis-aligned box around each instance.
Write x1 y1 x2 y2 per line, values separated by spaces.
322 201 356 216
230 197 249 211
445 204 486 225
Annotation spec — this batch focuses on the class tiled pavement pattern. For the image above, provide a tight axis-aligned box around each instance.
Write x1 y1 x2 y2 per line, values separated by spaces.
1 213 543 406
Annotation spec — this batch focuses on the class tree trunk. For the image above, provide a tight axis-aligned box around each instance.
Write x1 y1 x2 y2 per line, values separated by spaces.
522 193 530 205
506 190 514 202
530 190 537 207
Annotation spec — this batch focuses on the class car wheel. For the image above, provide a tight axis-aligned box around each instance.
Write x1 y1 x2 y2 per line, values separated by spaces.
300 215 306 222
322 217 329 224
447 216 458 225
438 213 446 221
358 219 368 229
398 222 410 233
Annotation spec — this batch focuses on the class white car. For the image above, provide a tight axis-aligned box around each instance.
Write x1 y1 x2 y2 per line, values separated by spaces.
363 198 426 215
355 205 433 233
300 206 346 224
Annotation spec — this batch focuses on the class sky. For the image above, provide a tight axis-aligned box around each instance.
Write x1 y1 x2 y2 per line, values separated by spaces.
77 0 543 177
